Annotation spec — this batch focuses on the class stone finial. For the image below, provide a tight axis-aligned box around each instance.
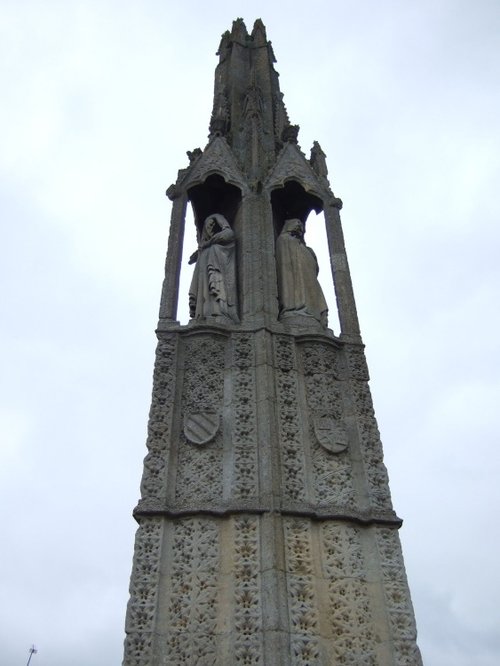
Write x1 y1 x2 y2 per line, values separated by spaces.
282 124 300 144
187 148 202 164
251 19 267 46
310 141 329 179
281 125 300 143
216 30 231 61
231 18 248 42
166 184 180 201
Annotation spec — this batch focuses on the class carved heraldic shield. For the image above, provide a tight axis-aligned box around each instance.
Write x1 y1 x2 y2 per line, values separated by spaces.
184 411 220 446
313 415 348 454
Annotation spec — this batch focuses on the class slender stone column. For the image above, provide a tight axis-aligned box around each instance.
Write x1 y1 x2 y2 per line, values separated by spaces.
237 191 279 326
158 185 187 323
324 199 362 342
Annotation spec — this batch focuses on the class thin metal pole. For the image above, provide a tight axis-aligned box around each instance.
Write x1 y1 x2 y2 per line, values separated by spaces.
26 645 37 666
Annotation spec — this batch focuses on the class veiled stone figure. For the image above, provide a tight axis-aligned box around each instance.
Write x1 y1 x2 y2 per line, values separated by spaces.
276 218 328 327
189 213 239 323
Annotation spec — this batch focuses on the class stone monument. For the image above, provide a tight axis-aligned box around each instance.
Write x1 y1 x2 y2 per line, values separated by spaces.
123 18 422 665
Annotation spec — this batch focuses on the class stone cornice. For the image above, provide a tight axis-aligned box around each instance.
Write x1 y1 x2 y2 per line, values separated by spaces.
134 498 402 528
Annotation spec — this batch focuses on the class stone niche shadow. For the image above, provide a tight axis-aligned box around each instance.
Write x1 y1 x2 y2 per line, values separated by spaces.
186 173 243 323
271 180 323 238
188 174 242 236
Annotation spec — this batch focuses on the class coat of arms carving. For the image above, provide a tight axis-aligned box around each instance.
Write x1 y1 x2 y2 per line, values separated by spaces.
313 415 348 454
184 411 220 446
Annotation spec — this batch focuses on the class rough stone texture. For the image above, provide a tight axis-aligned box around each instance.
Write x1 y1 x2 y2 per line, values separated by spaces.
124 18 422 666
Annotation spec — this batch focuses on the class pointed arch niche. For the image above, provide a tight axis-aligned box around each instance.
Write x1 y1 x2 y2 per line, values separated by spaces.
188 174 242 234
271 180 339 334
162 174 243 325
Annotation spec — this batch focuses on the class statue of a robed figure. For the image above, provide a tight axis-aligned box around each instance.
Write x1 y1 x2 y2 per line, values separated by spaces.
276 218 328 327
189 213 239 323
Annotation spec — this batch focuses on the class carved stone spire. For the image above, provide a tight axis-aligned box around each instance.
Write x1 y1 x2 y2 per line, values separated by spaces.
123 19 422 666
209 18 295 178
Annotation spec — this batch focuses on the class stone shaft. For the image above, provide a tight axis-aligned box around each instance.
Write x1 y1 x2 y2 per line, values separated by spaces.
123 18 422 665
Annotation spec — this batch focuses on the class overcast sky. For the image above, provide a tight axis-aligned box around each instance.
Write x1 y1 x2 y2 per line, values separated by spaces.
1 1 499 665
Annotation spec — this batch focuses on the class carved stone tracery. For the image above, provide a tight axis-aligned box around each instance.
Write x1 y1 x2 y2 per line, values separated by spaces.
348 355 394 512
284 518 321 665
124 517 164 665
164 518 220 664
175 335 225 504
321 523 377 664
275 336 308 503
140 336 177 501
232 335 259 499
301 341 355 508
376 528 423 665
232 516 264 663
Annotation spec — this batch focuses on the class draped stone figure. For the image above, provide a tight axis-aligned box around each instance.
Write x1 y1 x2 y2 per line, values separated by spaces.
276 218 328 327
189 213 239 323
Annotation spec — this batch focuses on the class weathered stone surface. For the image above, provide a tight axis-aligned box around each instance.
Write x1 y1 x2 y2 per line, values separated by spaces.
123 18 422 666
276 219 329 328
188 213 239 324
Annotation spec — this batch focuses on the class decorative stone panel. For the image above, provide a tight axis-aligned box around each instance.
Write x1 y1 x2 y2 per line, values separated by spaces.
300 342 355 508
140 336 177 501
123 517 164 665
321 523 377 664
349 379 394 512
232 515 264 664
231 335 259 499
345 344 370 381
164 517 220 664
281 519 419 665
175 334 226 503
274 336 307 503
284 518 321 665
375 528 423 666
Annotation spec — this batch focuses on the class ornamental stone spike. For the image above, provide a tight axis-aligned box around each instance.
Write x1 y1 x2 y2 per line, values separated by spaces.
123 18 423 665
